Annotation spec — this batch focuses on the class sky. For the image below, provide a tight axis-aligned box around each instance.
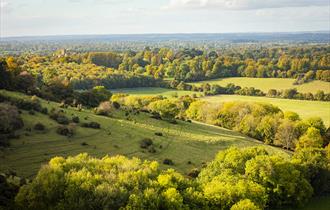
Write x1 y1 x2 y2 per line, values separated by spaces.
0 0 329 37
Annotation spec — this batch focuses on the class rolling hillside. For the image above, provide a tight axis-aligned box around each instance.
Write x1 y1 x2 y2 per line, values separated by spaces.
0 90 288 178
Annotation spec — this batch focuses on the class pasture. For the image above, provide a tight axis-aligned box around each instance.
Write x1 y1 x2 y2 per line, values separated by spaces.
0 90 287 178
189 77 330 94
204 94 330 126
109 87 330 126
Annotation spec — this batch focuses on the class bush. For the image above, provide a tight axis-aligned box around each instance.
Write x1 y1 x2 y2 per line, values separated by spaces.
56 125 75 137
154 132 163 136
72 116 80 123
40 107 48 114
81 122 101 129
56 115 69 125
0 103 24 135
81 142 88 146
34 123 45 131
140 138 153 149
150 112 162 120
112 101 120 109
187 168 200 178
95 101 112 116
49 109 70 125
230 199 261 210
163 158 174 165
148 146 156 153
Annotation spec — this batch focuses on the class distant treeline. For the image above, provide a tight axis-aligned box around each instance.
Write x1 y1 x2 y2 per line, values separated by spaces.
1 46 329 103
1 45 330 85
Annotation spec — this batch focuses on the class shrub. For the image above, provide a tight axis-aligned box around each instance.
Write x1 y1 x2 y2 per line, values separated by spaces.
28 110 35 115
49 109 69 125
56 115 69 125
56 125 75 137
0 103 24 134
72 116 80 123
230 199 261 210
140 138 153 149
81 122 101 129
34 123 45 131
150 112 162 120
154 132 163 136
148 146 156 153
163 158 174 165
187 168 200 178
40 107 48 114
95 101 112 116
112 101 120 109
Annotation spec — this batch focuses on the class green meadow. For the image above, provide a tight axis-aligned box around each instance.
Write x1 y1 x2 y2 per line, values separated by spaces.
109 87 330 126
189 77 330 93
204 94 330 126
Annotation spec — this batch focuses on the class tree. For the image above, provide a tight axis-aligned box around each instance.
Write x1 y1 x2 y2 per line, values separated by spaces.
174 63 190 81
148 99 181 119
296 127 323 150
0 60 12 89
314 90 325 101
245 155 313 207
14 71 36 93
230 199 261 210
275 119 297 150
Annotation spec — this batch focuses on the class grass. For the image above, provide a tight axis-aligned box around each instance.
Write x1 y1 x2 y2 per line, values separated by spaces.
0 90 288 178
189 77 330 94
109 87 330 126
112 87 196 97
203 94 330 126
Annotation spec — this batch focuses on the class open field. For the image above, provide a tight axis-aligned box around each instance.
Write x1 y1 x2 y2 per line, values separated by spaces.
189 77 330 94
109 87 330 126
204 94 330 126
0 90 288 178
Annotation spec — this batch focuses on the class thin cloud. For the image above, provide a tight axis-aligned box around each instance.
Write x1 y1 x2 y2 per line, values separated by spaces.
164 0 330 10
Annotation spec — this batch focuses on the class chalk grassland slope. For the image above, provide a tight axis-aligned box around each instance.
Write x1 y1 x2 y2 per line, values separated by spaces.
203 94 330 127
189 77 330 94
0 90 287 178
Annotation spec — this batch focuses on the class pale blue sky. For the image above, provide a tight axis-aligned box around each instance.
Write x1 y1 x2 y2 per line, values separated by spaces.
1 0 329 37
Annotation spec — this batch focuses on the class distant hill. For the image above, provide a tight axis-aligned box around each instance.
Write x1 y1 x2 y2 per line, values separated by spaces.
2 31 329 43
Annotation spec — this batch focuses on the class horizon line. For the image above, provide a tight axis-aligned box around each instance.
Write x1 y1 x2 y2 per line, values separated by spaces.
1 30 329 39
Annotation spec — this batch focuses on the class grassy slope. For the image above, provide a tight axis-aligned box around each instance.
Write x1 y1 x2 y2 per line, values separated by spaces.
0 90 287 178
189 77 330 94
204 95 330 126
